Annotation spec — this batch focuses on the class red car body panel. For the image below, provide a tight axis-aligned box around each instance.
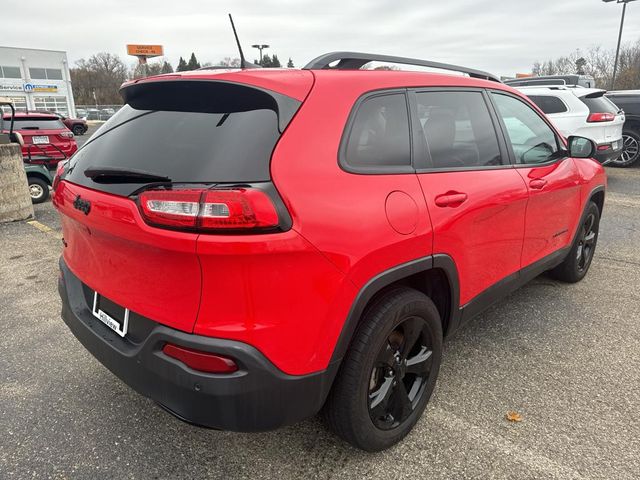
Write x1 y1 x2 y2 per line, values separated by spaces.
53 180 202 333
418 170 528 305
54 68 607 378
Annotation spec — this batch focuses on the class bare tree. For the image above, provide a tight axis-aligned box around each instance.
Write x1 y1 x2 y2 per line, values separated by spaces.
71 53 128 104
531 39 640 89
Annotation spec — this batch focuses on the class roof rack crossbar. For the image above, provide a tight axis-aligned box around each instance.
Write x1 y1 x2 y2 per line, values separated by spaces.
303 51 501 83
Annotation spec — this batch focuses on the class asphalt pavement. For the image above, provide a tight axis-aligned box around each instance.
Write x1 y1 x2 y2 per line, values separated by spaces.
1 153 639 479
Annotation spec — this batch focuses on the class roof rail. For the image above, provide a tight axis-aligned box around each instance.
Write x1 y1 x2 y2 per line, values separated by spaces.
302 51 501 83
504 78 567 87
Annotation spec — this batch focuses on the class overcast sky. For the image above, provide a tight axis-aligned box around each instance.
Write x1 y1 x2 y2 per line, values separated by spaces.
3 0 640 76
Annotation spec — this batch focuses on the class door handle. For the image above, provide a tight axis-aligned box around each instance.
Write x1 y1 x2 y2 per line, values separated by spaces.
435 192 468 207
529 179 547 190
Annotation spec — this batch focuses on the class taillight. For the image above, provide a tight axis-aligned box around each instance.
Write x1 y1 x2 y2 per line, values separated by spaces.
162 343 238 374
52 160 67 190
587 113 615 123
59 131 74 138
138 187 280 232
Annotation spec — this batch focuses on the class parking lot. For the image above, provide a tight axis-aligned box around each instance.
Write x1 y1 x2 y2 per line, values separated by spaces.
1 143 639 479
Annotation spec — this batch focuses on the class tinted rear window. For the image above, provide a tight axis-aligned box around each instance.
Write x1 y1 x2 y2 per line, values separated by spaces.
65 81 299 196
2 118 65 130
528 95 568 114
580 95 619 114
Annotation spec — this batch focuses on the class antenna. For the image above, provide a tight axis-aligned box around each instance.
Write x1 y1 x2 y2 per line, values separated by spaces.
228 14 259 69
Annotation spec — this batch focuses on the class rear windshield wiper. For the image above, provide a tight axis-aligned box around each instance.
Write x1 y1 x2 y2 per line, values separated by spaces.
84 167 171 184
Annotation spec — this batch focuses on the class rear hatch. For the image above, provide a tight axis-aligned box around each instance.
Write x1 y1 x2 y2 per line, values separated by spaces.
576 91 624 146
2 115 77 165
54 76 308 333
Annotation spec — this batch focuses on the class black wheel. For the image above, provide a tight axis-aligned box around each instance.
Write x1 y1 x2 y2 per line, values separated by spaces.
550 202 600 283
618 130 640 167
28 177 50 204
72 125 84 136
324 287 443 451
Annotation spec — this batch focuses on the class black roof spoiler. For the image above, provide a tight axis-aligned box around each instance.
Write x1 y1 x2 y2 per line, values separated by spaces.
303 51 501 83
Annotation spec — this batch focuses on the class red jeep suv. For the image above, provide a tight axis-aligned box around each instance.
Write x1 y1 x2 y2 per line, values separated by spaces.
54 52 606 451
1 112 78 167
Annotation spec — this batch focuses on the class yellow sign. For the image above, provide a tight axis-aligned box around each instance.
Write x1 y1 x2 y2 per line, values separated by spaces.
126 44 164 57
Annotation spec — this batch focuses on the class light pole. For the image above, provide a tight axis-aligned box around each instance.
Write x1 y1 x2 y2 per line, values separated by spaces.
602 0 638 90
251 44 270 65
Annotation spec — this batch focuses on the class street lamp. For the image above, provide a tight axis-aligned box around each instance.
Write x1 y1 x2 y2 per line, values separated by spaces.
602 0 638 90
251 44 270 65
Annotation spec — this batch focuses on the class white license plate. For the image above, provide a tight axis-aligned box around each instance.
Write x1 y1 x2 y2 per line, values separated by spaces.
32 135 49 145
92 292 129 337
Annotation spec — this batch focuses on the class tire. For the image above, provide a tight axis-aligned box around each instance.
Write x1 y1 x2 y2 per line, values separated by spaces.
72 125 85 136
610 129 640 167
324 287 443 451
550 201 600 283
28 177 50 204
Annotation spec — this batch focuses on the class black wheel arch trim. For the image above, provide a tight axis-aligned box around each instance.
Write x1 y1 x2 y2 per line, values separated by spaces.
27 172 52 186
329 254 460 364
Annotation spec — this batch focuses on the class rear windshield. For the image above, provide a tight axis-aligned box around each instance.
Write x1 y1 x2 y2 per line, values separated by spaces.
65 81 299 196
2 118 65 130
580 95 619 114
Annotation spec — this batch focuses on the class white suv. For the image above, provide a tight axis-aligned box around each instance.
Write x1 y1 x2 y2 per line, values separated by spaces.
516 86 625 166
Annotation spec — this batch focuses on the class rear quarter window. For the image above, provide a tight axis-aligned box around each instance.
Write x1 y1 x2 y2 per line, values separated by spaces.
528 95 568 114
341 92 412 172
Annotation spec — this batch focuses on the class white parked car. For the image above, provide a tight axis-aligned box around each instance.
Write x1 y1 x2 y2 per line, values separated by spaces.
516 86 625 166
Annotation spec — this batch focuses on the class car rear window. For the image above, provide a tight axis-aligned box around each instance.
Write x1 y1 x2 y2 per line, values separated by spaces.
580 94 619 114
2 118 66 130
527 95 568 114
65 80 300 197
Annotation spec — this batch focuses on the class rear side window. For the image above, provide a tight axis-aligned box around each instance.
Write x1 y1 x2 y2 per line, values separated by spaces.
580 94 619 114
416 91 503 169
342 93 411 171
65 81 300 197
528 95 568 114
5 118 66 130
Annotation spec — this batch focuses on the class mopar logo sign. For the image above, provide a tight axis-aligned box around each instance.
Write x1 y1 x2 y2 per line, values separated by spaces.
23 83 58 93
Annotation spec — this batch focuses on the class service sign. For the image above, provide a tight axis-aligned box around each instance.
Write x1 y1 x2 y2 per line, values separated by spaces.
126 44 164 57
0 83 23 92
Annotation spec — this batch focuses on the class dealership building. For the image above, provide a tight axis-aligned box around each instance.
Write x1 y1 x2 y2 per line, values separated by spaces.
0 46 76 117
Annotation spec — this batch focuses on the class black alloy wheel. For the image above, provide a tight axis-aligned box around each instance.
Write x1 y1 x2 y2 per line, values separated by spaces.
368 316 434 429
576 211 598 274
324 287 443 451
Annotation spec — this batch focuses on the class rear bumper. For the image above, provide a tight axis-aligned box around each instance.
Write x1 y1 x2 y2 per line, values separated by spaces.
594 142 623 165
58 258 338 431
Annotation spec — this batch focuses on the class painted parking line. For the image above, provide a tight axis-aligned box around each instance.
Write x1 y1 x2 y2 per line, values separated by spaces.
26 220 63 240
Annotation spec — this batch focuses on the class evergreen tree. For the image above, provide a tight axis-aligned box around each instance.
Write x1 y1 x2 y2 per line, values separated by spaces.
287 58 294 68
187 52 201 70
271 54 281 68
261 54 272 67
161 61 174 73
176 57 188 72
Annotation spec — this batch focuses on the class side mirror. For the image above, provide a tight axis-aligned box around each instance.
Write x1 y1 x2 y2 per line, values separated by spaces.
9 131 24 146
567 136 595 159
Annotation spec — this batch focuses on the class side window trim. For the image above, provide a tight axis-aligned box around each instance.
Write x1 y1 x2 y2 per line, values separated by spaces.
408 86 512 173
338 88 415 175
486 89 567 168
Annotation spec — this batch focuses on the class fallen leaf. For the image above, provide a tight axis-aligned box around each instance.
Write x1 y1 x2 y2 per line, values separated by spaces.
506 411 523 422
